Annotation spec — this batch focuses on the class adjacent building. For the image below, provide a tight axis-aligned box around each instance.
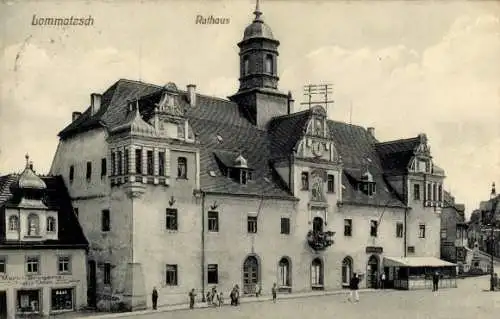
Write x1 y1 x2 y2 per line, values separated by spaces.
0 156 89 319
49 2 448 310
440 191 467 268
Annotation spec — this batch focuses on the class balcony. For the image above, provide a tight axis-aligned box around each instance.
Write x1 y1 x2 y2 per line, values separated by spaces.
307 230 335 251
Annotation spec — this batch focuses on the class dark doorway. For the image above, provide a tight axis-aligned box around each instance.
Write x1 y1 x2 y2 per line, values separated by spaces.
366 255 379 288
243 256 259 295
0 291 7 319
312 217 323 233
87 260 97 307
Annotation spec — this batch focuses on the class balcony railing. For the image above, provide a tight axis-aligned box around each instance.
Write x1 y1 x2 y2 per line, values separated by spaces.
307 230 335 251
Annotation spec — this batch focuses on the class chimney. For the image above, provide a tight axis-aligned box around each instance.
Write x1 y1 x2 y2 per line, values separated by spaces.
367 127 375 138
187 84 196 107
287 91 294 114
72 111 82 122
90 93 102 115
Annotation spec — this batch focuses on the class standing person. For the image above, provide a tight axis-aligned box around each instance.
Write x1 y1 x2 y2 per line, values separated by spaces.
348 273 360 303
188 289 196 309
152 287 158 310
255 282 261 297
235 285 240 305
432 271 440 292
230 287 236 306
380 272 386 289
271 283 277 303
218 292 224 307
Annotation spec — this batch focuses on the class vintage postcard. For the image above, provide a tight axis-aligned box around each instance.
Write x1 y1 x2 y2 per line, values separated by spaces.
0 0 499 318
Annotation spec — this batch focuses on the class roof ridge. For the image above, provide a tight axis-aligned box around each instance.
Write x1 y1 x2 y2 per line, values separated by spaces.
376 136 419 145
272 109 311 121
327 119 367 131
117 78 163 89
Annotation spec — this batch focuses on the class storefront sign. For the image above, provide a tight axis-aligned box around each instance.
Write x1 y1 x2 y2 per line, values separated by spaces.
0 274 80 287
366 246 383 254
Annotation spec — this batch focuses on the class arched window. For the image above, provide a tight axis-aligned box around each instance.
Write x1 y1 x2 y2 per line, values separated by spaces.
46 216 56 233
27 214 40 236
243 56 249 76
342 257 353 287
311 258 323 287
265 54 273 74
313 217 323 233
8 215 19 231
278 257 291 287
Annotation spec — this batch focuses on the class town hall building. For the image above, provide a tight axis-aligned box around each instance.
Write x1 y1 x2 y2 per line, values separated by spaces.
49 1 450 310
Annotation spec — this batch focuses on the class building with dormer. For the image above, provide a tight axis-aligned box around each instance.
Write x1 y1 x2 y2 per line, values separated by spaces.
0 156 88 319
48 1 449 310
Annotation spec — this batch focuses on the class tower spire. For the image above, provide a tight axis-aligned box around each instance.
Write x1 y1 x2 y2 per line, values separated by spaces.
253 0 262 21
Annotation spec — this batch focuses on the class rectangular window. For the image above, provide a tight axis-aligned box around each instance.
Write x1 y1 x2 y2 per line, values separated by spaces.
101 158 107 177
104 263 111 284
117 151 123 175
208 211 219 232
111 152 116 176
327 174 335 193
51 288 74 311
301 172 309 190
158 151 165 176
407 246 415 253
69 165 74 183
427 183 432 201
419 224 426 238
344 219 352 236
86 162 92 181
177 157 187 178
17 290 40 312
207 264 218 284
370 220 378 237
101 209 110 232
0 256 6 274
280 217 290 234
124 150 129 174
147 150 154 175
247 216 258 233
135 149 142 174
440 229 447 239
58 256 71 274
413 184 420 200
166 208 178 230
396 223 404 238
26 256 39 274
165 264 178 286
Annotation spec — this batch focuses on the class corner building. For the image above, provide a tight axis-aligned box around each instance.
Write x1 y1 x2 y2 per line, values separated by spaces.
49 3 447 310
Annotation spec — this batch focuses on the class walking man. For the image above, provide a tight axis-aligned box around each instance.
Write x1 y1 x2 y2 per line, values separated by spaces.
432 271 440 292
348 273 360 302
380 272 386 289
152 287 158 310
189 289 196 309
272 283 277 303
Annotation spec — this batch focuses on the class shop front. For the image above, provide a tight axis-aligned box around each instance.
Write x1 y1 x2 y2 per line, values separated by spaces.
0 275 84 318
383 256 457 290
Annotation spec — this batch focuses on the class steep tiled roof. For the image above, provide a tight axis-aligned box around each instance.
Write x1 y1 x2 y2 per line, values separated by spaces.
0 174 89 249
268 110 311 159
375 137 420 175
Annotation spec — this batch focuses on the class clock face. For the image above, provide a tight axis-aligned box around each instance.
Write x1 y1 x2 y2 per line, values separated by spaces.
312 141 323 157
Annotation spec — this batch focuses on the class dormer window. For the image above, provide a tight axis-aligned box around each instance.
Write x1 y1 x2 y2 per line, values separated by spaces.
8 215 19 231
27 213 40 236
46 216 56 233
360 170 376 196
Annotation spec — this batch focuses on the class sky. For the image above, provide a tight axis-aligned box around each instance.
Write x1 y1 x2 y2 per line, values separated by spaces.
0 0 499 217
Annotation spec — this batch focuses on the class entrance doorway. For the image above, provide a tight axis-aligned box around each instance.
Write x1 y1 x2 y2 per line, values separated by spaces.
87 260 97 307
366 255 379 288
312 217 323 233
243 255 259 295
0 291 7 319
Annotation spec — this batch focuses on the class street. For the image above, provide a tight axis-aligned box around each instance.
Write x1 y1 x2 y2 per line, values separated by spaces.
133 274 499 319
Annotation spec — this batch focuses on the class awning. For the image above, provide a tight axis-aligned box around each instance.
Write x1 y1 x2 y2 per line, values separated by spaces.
383 256 457 268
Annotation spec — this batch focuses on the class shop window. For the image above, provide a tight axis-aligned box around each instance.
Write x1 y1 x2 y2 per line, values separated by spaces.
51 288 74 311
17 290 40 313
207 264 218 284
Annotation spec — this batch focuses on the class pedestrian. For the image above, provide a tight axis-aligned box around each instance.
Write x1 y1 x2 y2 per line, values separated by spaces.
218 292 224 307
432 271 440 292
272 283 277 303
189 289 196 309
235 284 240 305
152 287 158 310
494 273 499 290
255 282 261 297
348 273 360 302
380 272 386 289
206 290 212 305
230 287 236 306
212 287 218 307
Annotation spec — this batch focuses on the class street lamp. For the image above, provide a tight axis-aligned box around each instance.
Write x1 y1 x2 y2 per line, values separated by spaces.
481 183 499 292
